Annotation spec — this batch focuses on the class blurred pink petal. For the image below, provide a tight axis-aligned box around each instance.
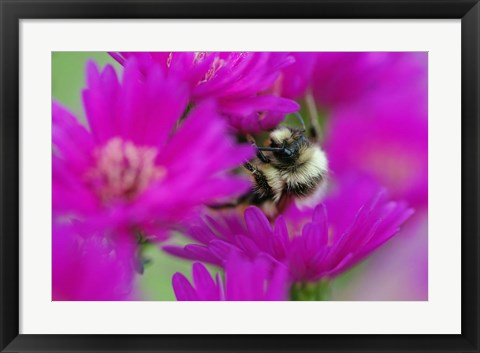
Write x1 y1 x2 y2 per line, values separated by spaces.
111 52 300 132
173 255 288 301
53 60 253 244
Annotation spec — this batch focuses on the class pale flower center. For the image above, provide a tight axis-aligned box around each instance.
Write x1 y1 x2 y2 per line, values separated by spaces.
86 137 165 204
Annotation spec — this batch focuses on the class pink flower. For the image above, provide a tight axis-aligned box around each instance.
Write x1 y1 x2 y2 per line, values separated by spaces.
52 225 136 300
53 59 253 242
276 52 426 108
276 52 317 99
329 211 428 300
312 52 427 110
110 52 300 132
164 177 413 282
325 88 428 208
172 254 288 301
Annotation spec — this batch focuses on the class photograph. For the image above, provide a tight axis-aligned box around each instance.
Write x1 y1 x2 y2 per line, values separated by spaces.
52 51 428 301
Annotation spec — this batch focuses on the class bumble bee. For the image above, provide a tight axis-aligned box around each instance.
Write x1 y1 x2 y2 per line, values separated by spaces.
243 121 328 213
209 114 328 214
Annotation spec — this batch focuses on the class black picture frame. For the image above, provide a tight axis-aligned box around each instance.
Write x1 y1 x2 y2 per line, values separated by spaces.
1 1 479 352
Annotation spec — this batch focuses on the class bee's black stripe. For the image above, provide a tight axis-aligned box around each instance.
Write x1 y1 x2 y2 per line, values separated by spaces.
286 174 324 197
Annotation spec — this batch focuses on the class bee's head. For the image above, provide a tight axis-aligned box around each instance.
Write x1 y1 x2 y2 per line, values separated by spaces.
268 127 309 164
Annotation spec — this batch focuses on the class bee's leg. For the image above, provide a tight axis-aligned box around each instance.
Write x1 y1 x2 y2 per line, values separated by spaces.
256 150 270 163
246 134 270 163
207 193 250 209
208 160 273 210
243 161 257 173
205 163 258 209
244 162 274 201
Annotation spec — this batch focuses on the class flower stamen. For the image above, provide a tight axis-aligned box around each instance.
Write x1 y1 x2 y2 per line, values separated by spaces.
86 137 165 204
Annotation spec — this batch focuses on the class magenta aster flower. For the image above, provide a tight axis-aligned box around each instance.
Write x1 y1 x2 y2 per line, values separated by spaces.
311 52 427 110
276 52 317 99
52 225 136 300
172 254 288 301
275 52 426 110
164 177 413 282
110 52 300 132
325 87 428 208
330 211 428 300
53 59 253 241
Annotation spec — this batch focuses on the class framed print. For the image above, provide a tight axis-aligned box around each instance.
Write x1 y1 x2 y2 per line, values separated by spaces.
1 0 479 352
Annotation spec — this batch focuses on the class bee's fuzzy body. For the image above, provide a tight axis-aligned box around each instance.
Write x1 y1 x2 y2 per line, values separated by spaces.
247 126 328 208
